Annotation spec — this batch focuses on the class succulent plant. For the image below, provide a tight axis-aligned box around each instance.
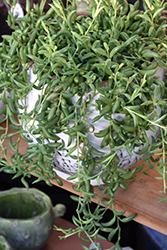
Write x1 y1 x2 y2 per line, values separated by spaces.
0 0 167 249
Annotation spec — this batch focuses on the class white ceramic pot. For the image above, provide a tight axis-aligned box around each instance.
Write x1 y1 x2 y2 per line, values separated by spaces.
18 67 165 184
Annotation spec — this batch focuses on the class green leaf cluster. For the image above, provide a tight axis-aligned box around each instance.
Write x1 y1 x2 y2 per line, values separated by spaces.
0 0 167 249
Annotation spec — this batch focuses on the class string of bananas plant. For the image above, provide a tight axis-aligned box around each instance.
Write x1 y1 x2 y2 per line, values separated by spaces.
0 0 167 249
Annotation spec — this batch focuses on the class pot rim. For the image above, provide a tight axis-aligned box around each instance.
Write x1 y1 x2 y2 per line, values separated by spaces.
0 187 53 221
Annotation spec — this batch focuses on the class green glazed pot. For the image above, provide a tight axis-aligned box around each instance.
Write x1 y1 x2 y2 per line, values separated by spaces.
0 188 66 250
0 235 13 250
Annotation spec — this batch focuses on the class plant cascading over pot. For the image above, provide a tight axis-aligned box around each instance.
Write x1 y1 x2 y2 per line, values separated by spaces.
0 0 167 248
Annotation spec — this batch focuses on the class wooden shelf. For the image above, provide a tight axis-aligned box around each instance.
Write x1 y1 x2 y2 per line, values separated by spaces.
49 165 167 236
1 120 167 235
43 218 114 250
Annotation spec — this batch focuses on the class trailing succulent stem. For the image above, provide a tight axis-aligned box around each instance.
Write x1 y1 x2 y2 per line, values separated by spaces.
0 0 167 249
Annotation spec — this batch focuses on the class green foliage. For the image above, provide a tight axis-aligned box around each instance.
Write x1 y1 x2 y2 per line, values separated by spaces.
0 0 167 249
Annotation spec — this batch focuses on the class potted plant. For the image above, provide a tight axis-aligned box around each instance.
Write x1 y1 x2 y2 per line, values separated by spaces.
0 0 167 249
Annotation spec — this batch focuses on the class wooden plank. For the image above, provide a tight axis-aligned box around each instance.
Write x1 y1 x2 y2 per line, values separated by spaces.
0 120 167 235
43 218 115 250
49 165 167 236
113 164 167 235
